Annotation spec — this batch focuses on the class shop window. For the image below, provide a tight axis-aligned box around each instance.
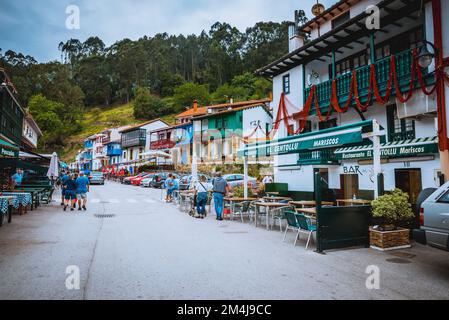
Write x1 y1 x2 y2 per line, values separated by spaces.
319 118 337 130
387 105 415 142
283 74 290 94
288 124 295 136
298 120 312 134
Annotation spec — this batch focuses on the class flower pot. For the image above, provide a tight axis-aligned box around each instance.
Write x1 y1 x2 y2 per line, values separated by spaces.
369 227 411 251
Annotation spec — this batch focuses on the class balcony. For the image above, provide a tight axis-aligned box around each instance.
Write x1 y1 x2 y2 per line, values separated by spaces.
304 47 435 114
84 141 94 149
297 148 339 165
121 129 146 148
82 153 92 160
150 139 176 150
107 147 122 157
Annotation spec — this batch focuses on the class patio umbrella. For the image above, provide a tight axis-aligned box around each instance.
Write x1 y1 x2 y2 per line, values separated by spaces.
47 152 59 179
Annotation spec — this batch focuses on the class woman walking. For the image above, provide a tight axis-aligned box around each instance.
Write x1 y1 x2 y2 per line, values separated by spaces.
195 175 211 219
63 174 78 211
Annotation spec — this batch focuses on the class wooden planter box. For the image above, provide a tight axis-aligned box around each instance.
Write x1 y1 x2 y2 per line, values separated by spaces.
369 227 411 251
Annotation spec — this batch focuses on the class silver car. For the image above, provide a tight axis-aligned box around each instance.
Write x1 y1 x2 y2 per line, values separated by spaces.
418 181 449 251
89 172 105 185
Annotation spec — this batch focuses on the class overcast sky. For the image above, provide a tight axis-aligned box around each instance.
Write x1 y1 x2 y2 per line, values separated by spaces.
0 0 336 62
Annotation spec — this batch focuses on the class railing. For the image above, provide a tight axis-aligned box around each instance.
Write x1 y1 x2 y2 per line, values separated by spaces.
107 148 122 156
150 139 176 150
304 46 435 113
298 148 338 165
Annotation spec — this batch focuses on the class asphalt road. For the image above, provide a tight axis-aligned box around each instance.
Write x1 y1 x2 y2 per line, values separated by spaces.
1 181 449 300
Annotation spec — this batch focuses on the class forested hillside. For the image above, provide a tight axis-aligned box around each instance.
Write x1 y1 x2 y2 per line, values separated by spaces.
0 13 308 155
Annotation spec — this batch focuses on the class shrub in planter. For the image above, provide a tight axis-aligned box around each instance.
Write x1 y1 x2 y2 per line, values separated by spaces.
370 189 415 250
371 189 415 230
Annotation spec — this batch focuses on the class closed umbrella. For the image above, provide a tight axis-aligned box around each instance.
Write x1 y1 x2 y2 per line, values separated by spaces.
47 152 59 179
191 153 198 186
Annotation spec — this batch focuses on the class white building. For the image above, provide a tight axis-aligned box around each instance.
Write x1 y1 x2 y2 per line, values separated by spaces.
21 114 42 151
240 0 449 204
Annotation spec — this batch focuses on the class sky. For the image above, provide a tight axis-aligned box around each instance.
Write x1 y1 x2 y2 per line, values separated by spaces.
0 0 336 62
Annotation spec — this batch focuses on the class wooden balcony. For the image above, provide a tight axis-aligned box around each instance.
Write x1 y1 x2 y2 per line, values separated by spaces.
150 139 176 150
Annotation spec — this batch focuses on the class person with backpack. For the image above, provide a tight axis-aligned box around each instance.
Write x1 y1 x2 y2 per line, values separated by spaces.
194 175 211 219
212 172 229 221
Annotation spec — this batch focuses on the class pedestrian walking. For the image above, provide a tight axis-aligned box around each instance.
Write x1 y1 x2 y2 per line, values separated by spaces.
195 175 211 219
60 171 69 206
212 172 229 221
11 169 23 188
63 174 78 211
76 172 90 211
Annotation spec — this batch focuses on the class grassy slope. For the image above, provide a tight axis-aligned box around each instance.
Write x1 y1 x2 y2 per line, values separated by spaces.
60 103 177 162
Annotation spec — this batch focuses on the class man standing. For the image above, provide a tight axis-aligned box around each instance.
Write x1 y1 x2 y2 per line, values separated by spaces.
262 174 273 186
212 172 228 221
11 169 23 187
76 172 90 211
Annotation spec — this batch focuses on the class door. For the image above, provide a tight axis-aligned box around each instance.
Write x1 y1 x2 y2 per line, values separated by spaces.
340 174 359 199
395 169 422 206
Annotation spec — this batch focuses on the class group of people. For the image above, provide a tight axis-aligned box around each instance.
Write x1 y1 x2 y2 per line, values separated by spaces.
59 171 90 212
164 173 179 203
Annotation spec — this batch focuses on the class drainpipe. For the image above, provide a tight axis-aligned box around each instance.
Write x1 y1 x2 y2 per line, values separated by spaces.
431 0 449 182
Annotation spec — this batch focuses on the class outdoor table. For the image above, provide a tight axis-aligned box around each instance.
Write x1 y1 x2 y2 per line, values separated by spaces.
265 192 280 196
263 196 292 202
254 202 290 230
1 192 33 215
336 199 372 206
289 200 334 208
296 207 317 216
14 188 45 210
224 197 257 216
0 196 14 225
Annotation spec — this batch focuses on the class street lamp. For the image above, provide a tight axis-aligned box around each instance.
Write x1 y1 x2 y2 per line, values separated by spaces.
415 40 437 69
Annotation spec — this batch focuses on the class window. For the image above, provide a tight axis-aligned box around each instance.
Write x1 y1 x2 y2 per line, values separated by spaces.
437 190 449 204
387 105 415 142
300 121 312 133
332 11 350 29
282 74 290 94
288 124 295 136
319 118 337 130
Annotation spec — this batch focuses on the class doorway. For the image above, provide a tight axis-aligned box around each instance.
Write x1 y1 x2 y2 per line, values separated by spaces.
395 169 422 205
340 174 359 199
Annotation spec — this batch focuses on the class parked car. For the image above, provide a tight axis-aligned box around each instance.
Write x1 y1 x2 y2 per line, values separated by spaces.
223 174 257 189
414 181 449 251
123 173 146 185
122 173 142 185
132 173 154 186
150 172 180 188
89 171 105 185
141 174 156 187
179 174 212 190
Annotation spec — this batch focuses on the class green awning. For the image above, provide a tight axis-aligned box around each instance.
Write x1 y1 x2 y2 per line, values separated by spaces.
0 138 19 158
238 120 374 157
335 137 438 160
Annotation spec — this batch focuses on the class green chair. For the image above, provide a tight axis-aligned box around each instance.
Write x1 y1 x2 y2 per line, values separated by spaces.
295 213 317 250
270 206 294 232
231 201 251 223
283 211 301 246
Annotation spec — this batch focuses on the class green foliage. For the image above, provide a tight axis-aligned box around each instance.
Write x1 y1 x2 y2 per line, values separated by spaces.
232 185 254 198
371 189 415 225
132 87 172 119
173 83 210 111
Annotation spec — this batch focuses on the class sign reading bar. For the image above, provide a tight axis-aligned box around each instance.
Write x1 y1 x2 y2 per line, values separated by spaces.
337 144 438 161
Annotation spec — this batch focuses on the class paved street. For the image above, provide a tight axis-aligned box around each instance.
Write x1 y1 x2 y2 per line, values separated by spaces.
0 181 449 300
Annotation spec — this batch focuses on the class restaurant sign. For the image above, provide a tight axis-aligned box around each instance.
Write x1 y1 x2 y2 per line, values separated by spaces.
244 131 362 157
1 147 18 158
337 143 438 161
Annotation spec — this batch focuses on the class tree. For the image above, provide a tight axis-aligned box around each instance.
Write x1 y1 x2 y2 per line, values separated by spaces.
132 87 172 119
211 84 249 103
173 82 210 111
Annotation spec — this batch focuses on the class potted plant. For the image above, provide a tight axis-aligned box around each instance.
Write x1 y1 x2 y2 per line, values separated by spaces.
370 189 415 251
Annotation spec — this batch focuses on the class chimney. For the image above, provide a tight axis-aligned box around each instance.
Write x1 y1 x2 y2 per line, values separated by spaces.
193 100 198 113
289 10 305 52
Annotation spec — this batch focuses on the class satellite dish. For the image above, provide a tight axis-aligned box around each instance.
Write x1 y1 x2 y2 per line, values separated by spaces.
312 2 325 16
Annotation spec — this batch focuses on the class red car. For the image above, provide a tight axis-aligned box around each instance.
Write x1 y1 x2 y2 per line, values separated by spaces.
131 173 154 186
123 173 146 185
